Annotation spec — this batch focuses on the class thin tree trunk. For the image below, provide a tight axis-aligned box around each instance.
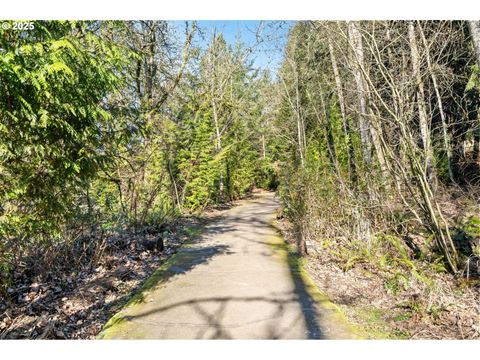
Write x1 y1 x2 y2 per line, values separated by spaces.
294 67 307 158
468 21 480 163
318 89 341 177
328 32 356 182
408 21 436 189
470 20 480 65
145 25 156 103
261 134 266 159
368 107 389 186
211 97 224 200
418 23 455 182
281 73 305 167
348 21 371 165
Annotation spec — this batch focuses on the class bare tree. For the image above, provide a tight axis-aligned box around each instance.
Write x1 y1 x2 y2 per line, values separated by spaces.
468 21 480 162
408 21 436 189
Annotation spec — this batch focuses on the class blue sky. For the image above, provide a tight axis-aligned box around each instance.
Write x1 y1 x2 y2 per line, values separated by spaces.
172 20 293 75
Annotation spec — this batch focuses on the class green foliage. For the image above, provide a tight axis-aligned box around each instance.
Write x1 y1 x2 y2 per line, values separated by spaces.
465 64 480 91
0 21 127 242
0 251 12 295
165 36 276 213
255 159 279 190
175 99 221 211
453 216 480 257
464 216 480 237
353 307 402 339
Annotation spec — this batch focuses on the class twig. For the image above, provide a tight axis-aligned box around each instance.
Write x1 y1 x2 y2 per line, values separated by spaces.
37 321 54 340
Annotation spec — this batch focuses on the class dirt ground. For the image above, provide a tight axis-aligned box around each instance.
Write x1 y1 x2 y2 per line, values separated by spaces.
276 218 480 339
0 216 218 339
2 189 479 339
0 193 256 339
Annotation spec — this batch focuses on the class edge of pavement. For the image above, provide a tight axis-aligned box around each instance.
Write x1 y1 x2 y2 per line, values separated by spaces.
97 195 363 339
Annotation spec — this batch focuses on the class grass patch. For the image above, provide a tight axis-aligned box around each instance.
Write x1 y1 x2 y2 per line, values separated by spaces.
353 306 411 339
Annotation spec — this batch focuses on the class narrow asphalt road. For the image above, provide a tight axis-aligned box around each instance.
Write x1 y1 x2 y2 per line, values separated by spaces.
99 191 355 339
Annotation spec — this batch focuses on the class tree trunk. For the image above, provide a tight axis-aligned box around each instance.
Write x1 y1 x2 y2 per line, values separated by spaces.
418 23 455 182
328 32 356 182
468 21 480 163
294 67 307 161
470 21 480 63
318 89 341 177
408 21 436 190
348 22 388 186
348 21 371 166
281 70 305 168
261 134 266 159
211 97 224 201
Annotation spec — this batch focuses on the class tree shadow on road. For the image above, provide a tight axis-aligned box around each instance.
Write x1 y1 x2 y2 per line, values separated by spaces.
98 242 229 337
101 233 328 339
100 194 333 339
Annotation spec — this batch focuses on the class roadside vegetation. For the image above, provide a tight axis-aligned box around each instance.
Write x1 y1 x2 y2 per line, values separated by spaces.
275 21 480 339
0 20 479 338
